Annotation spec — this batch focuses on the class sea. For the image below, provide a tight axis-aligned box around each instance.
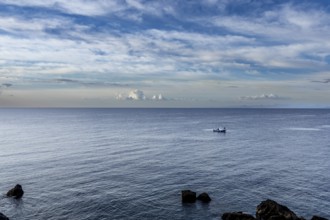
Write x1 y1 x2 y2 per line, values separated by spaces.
0 108 329 220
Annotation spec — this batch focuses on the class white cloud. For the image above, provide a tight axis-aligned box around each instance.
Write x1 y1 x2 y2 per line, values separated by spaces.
1 1 329 82
115 93 125 100
0 0 173 18
240 94 281 100
125 0 145 11
152 94 166 101
115 90 168 101
0 0 125 16
210 3 330 43
57 1 125 16
0 16 75 37
279 4 329 30
127 89 146 100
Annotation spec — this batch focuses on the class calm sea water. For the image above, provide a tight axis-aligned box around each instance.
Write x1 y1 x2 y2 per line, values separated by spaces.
0 108 329 220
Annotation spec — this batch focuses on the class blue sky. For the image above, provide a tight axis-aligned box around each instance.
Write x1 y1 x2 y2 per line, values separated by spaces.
0 0 329 107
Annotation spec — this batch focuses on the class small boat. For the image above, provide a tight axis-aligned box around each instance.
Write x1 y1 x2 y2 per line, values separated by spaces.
213 128 226 133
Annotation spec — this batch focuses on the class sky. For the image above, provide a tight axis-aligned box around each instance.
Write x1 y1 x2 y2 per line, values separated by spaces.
0 0 330 108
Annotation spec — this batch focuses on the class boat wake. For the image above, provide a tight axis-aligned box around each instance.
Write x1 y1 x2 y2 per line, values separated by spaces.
283 127 321 131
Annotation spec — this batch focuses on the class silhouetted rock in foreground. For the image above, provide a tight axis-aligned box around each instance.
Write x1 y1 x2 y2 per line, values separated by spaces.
311 216 328 220
256 199 302 220
197 192 211 203
181 190 196 203
0 212 9 220
220 199 327 220
222 212 256 220
6 184 24 199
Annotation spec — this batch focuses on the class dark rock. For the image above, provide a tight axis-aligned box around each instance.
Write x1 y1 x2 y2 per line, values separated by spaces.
197 192 211 203
222 212 256 220
181 190 196 203
256 199 301 220
6 184 24 199
311 216 328 220
0 212 9 220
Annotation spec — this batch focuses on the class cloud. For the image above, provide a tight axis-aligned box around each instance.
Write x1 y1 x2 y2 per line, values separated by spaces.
2 83 12 88
240 94 281 100
53 79 80 84
195 3 330 70
116 90 167 101
90 49 108 56
115 93 125 100
50 79 130 88
116 89 148 101
127 89 146 100
0 0 125 16
0 0 174 19
0 1 329 107
1 1 329 84
0 83 13 95
208 3 330 41
152 94 166 101
311 79 330 83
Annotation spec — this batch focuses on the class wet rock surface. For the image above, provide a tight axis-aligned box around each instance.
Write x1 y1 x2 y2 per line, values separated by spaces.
181 190 196 203
256 199 301 220
196 192 211 203
222 212 256 220
6 184 24 199
0 212 9 220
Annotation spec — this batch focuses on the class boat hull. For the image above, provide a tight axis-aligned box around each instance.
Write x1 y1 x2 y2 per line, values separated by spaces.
213 129 226 133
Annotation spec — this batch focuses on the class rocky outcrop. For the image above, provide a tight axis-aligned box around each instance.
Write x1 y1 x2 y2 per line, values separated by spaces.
0 212 9 220
256 199 302 220
222 212 256 220
181 190 196 203
197 192 211 203
180 193 328 220
6 184 24 199
311 216 328 220
221 199 328 220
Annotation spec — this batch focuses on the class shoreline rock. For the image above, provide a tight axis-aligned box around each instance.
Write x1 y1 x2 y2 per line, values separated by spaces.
180 190 328 220
256 199 302 220
221 199 328 220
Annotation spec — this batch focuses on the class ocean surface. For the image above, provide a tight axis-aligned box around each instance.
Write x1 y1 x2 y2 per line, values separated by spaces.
0 108 329 220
